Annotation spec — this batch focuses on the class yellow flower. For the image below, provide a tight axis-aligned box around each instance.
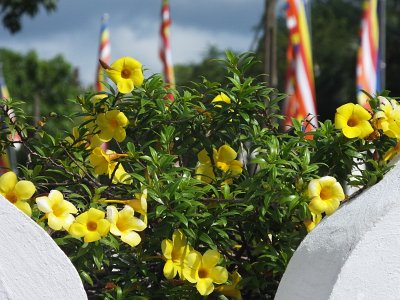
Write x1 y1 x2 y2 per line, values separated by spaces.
96 110 128 142
103 189 148 225
212 92 231 107
36 190 78 231
0 171 35 216
195 145 243 184
195 149 217 183
104 56 144 94
89 147 127 175
161 229 193 280
183 249 228 296
304 212 322 232
308 176 345 216
106 205 146 247
384 142 400 162
110 162 132 184
127 189 148 215
68 208 110 243
215 145 243 176
89 134 104 149
334 103 373 139
373 98 400 139
215 270 243 300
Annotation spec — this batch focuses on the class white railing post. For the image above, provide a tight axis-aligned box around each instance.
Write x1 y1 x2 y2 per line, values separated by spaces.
0 196 86 299
275 162 400 300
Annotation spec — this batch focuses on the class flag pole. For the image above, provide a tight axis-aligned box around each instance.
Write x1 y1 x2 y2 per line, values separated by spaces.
264 0 278 88
379 0 386 90
160 0 175 89
96 13 111 92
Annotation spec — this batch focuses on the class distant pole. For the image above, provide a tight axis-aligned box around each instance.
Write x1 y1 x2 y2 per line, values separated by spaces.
264 0 278 87
379 0 386 90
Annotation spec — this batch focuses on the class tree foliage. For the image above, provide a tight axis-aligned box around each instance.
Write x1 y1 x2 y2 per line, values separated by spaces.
0 0 57 33
0 48 82 135
0 52 397 298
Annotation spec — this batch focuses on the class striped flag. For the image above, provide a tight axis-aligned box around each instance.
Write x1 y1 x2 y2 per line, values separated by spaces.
159 0 175 89
96 14 111 92
356 0 380 106
283 0 317 132
0 64 18 173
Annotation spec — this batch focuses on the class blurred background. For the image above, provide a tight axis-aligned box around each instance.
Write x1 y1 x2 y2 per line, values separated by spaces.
0 0 399 128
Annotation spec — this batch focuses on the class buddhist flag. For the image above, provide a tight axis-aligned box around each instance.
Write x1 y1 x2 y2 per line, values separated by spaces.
0 64 18 173
282 0 317 132
356 0 381 106
96 14 111 92
159 0 175 88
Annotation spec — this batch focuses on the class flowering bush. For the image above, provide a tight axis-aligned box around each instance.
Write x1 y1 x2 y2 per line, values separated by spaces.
0 51 398 299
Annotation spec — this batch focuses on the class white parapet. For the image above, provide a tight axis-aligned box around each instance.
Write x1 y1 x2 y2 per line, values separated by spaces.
0 195 87 300
275 162 400 300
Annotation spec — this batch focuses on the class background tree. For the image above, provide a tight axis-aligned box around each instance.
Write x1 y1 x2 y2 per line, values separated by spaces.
0 0 57 33
0 48 82 133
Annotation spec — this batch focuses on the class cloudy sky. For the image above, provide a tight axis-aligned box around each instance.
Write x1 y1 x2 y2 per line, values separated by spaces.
0 0 265 86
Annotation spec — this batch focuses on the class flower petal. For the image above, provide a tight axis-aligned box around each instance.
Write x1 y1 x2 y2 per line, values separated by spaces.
334 114 349 130
14 200 32 216
184 251 202 283
87 208 105 221
106 205 119 223
353 103 372 121
68 223 87 238
324 199 340 215
161 239 173 259
342 126 362 139
196 278 214 296
36 196 52 213
84 231 102 243
48 213 64 231
198 149 211 164
210 266 229 284
113 127 126 142
0 171 17 193
195 164 215 183
163 259 177 279
117 79 134 94
121 231 141 247
14 180 35 200
202 249 220 268
217 145 237 163
336 103 354 119
97 219 111 236
308 197 327 215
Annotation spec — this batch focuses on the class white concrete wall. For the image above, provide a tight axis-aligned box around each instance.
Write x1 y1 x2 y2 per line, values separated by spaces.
0 195 87 300
275 162 400 300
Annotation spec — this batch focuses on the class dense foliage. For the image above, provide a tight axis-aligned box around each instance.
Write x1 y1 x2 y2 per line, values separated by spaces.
0 52 398 299
0 48 82 136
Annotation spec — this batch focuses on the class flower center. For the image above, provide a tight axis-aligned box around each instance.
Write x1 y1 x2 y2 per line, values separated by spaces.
121 69 131 79
217 161 230 172
6 191 17 203
198 268 209 279
117 219 129 232
87 221 98 231
171 249 181 264
320 187 332 200
347 117 358 127
52 203 65 217
109 119 118 128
